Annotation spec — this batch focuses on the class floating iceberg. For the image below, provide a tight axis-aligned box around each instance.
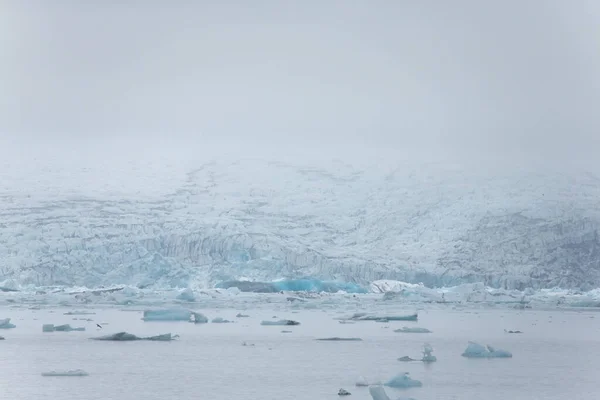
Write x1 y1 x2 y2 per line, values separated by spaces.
42 369 89 377
355 376 369 387
385 372 422 388
142 309 191 322
90 332 178 341
346 313 418 322
212 317 233 323
191 312 208 323
338 388 351 396
176 288 195 302
461 341 512 358
0 318 16 329
43 324 85 332
421 343 437 362
394 327 431 333
0 336 4 340
369 385 416 400
63 311 95 315
397 356 416 362
260 320 300 326
236 313 250 318
315 337 362 341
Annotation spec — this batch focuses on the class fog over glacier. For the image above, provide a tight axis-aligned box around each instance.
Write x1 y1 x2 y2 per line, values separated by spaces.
1 1 600 290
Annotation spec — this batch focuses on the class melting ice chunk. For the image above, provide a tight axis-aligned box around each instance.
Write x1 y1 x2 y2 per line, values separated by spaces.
43 324 85 332
191 312 208 323
394 327 431 333
260 320 300 326
461 341 512 358
0 318 16 329
142 309 191 321
90 332 178 341
212 317 233 323
385 372 422 388
355 376 369 387
42 369 89 377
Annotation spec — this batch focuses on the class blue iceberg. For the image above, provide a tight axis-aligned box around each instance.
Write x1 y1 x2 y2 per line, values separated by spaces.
461 341 512 358
43 324 85 332
0 318 16 329
369 385 416 400
394 327 431 333
385 372 422 388
142 309 191 322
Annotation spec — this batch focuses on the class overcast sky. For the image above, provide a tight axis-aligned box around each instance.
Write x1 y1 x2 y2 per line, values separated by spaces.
1 0 599 161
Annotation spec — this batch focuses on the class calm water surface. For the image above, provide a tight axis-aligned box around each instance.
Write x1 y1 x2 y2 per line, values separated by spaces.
0 307 598 400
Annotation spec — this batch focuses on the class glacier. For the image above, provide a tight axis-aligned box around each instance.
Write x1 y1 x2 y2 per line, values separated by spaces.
1 157 600 290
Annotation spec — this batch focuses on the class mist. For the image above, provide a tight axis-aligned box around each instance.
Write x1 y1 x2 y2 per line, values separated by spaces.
1 0 599 163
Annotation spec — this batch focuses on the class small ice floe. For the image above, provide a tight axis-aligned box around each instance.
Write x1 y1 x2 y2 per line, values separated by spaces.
90 332 178 341
394 327 431 333
355 376 369 387
397 356 416 362
338 388 351 396
211 317 233 323
315 337 362 341
42 369 89 377
0 336 5 340
0 318 16 329
385 372 422 388
504 329 523 334
241 341 255 347
462 341 512 358
63 311 95 315
236 313 250 318
339 320 355 324
281 330 292 333
260 319 300 326
43 324 85 332
421 343 437 362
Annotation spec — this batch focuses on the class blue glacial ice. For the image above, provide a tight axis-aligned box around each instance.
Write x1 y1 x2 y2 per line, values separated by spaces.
385 372 423 388
142 309 191 321
43 324 85 332
0 318 16 329
91 332 178 341
42 369 89 377
461 341 513 358
260 319 300 326
216 278 367 293
394 327 431 333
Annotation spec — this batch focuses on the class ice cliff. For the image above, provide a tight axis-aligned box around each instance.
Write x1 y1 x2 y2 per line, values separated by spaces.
1 158 599 290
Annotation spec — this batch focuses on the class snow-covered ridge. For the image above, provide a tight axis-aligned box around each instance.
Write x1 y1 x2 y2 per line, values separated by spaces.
1 157 599 290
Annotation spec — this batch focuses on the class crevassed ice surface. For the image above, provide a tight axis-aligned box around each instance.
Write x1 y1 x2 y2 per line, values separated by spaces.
1 149 600 290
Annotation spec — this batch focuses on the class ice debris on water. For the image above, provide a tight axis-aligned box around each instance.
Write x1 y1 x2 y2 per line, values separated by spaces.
43 324 85 332
260 319 300 326
385 372 422 388
176 288 195 302
394 327 431 333
42 369 89 377
212 317 233 323
461 341 512 358
397 356 415 362
236 313 250 318
504 329 523 334
355 376 369 387
338 388 351 396
421 343 436 362
142 309 191 321
316 337 362 341
91 332 178 341
0 318 16 329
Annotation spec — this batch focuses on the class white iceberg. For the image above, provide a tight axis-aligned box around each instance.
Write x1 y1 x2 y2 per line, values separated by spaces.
191 312 208 323
42 369 89 377
369 385 417 400
43 324 85 332
421 343 437 362
142 309 191 321
385 372 422 388
394 327 431 333
462 341 512 358
260 319 300 326
0 318 16 329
